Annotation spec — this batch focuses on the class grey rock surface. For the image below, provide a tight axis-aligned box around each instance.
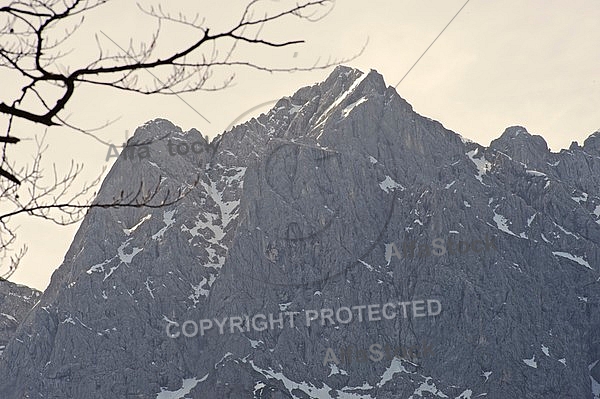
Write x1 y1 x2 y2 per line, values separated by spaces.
0 66 598 398
0 280 41 357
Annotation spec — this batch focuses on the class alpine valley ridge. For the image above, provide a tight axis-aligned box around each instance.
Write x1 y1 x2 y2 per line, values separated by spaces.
0 65 599 398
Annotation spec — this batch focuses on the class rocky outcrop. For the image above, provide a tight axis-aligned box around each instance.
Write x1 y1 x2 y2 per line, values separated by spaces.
0 280 41 356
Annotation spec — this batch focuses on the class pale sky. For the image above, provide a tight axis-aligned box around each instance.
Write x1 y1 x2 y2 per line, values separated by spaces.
3 0 599 290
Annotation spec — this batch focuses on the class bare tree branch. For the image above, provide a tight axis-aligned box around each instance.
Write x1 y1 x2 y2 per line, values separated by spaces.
0 0 363 280
0 0 350 130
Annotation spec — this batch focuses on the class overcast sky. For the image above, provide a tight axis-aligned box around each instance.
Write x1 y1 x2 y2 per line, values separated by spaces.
4 0 600 290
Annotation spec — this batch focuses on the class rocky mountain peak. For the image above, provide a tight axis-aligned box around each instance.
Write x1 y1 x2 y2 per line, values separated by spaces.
583 129 600 155
489 125 550 167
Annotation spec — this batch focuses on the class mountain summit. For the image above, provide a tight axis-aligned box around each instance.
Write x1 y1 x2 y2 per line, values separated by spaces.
0 66 598 398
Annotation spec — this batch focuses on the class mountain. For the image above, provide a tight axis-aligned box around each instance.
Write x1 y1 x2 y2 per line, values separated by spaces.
0 66 598 398
0 280 40 357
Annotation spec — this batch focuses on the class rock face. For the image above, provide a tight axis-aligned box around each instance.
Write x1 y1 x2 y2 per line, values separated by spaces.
0 280 40 357
0 66 599 398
